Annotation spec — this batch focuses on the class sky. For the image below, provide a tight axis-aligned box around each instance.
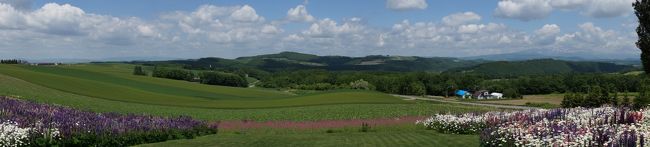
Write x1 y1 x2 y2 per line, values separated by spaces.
0 0 642 60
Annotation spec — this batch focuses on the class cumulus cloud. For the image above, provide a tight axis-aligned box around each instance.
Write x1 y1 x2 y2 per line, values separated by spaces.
286 5 314 22
386 0 427 11
0 3 159 45
230 5 263 22
0 0 32 10
302 18 364 38
582 0 635 18
494 0 553 21
494 0 635 21
261 25 282 34
535 24 560 36
533 24 561 45
0 3 26 29
442 12 481 26
383 19 532 56
550 0 586 9
553 22 634 54
0 2 639 59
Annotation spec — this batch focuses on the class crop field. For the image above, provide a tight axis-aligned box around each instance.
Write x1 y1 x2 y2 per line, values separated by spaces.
0 64 500 121
0 64 406 109
0 63 504 146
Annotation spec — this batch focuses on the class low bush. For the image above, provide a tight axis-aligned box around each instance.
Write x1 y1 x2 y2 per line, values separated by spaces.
0 96 218 146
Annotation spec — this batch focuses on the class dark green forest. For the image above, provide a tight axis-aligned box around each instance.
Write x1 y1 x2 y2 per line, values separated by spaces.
126 52 642 99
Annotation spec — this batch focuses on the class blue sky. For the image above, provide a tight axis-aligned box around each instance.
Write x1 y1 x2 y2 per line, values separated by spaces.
30 0 628 31
0 0 641 60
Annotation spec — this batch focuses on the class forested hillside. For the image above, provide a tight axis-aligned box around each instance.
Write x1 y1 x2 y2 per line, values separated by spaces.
131 52 484 73
446 59 635 77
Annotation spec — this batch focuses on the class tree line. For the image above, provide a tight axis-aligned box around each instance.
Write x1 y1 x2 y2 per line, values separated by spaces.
257 70 641 97
0 59 26 64
561 78 650 110
134 66 248 87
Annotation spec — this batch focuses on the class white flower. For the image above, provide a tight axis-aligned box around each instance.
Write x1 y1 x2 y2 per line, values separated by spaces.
0 121 32 147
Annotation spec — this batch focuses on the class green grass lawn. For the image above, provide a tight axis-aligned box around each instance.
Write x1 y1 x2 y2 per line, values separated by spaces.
0 64 406 109
138 125 478 147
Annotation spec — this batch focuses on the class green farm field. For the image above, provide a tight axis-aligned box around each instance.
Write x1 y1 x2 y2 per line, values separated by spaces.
0 63 501 146
0 64 500 121
0 64 405 109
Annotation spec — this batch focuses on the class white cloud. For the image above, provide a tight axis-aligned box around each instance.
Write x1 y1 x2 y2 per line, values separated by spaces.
230 5 263 22
283 34 304 42
286 5 314 22
0 3 26 29
583 0 635 18
261 25 282 34
442 12 481 26
386 0 428 11
302 18 364 38
0 2 639 59
0 0 32 10
550 0 587 9
384 19 531 56
377 33 386 47
534 24 561 45
535 24 560 36
552 22 634 54
494 0 635 21
29 3 87 35
494 0 553 21
137 25 159 37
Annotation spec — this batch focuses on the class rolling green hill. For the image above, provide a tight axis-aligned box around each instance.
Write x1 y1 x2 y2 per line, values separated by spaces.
130 52 638 75
0 64 406 109
446 59 636 76
137 52 484 72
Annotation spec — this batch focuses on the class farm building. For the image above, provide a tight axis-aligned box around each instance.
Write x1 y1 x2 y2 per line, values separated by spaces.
457 90 504 99
31 63 61 66
455 90 471 98
490 93 503 99
473 90 490 99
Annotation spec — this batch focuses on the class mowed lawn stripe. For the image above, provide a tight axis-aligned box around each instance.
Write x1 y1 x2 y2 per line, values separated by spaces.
19 65 287 100
64 64 292 99
403 132 427 146
0 65 407 109
139 128 481 147
0 66 219 106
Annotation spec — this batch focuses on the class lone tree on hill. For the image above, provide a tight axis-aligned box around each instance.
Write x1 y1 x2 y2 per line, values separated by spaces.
133 66 146 76
636 0 650 73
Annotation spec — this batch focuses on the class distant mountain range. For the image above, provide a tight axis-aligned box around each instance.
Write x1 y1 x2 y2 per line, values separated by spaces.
127 52 641 75
446 59 637 76
462 50 641 66
148 52 483 72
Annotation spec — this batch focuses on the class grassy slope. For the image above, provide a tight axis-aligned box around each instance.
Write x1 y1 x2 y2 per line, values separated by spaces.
0 63 493 146
0 71 498 121
139 125 478 147
0 64 406 108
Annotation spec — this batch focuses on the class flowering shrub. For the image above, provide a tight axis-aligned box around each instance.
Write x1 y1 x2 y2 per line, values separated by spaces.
0 121 31 147
0 96 218 146
418 107 650 146
416 113 486 134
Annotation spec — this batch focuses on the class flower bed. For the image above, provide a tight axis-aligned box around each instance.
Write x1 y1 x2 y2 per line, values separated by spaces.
0 96 218 146
417 107 650 146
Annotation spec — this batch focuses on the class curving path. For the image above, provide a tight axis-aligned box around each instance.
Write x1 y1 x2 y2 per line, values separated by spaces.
393 95 540 110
